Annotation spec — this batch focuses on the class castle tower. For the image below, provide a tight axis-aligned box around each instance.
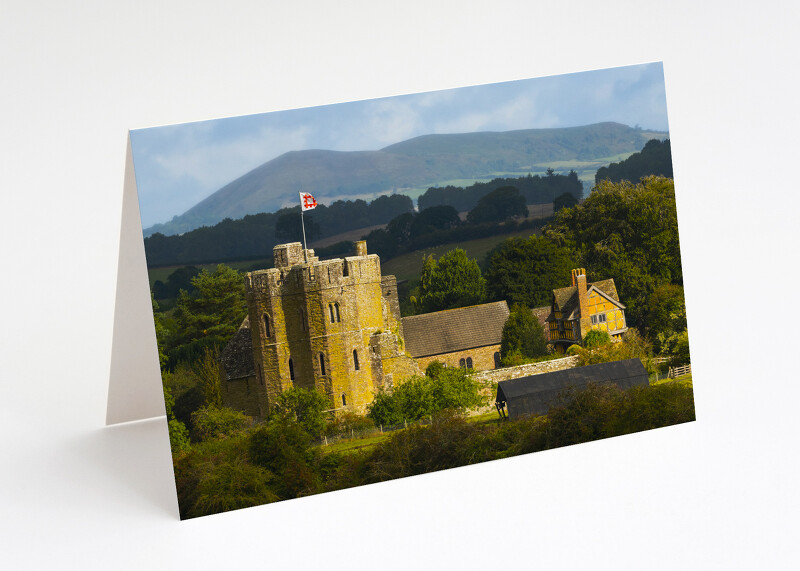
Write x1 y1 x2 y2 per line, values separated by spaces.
243 240 418 415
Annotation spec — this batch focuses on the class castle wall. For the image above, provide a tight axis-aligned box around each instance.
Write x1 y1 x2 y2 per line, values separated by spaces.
238 241 409 417
222 375 264 419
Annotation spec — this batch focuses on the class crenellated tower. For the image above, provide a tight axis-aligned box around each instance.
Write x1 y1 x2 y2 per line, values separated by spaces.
242 240 419 416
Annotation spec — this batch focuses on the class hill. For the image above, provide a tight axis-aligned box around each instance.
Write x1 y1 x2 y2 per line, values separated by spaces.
145 122 666 237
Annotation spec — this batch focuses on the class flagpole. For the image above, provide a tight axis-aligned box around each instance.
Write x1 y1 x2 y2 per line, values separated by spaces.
300 203 308 263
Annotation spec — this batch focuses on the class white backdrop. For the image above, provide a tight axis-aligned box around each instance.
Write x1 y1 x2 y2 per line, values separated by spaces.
2 1 798 569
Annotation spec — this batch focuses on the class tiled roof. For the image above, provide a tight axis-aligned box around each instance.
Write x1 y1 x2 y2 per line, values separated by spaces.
531 306 551 341
219 316 255 380
548 278 621 320
401 301 510 358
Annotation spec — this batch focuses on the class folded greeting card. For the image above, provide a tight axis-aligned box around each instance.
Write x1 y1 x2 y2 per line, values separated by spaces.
109 62 694 519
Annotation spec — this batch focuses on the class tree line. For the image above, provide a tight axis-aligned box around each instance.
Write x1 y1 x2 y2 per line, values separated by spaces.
417 169 582 211
144 194 413 267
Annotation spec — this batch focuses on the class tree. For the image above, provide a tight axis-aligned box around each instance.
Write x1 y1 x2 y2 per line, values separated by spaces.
543 176 681 327
484 235 576 307
595 139 673 184
272 387 331 438
500 304 549 365
410 205 460 238
169 264 247 366
645 284 687 346
275 211 320 242
553 191 579 213
466 186 528 224
367 365 483 425
418 249 486 312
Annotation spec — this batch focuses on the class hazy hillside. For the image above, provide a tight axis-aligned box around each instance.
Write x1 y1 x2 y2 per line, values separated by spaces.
144 122 666 237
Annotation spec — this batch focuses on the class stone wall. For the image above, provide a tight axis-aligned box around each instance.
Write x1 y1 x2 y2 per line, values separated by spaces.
415 344 501 372
472 355 579 385
222 375 265 419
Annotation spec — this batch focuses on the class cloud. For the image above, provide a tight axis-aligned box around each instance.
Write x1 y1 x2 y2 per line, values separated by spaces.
133 63 669 226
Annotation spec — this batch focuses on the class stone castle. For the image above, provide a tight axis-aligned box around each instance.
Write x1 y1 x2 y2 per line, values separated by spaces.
221 241 420 418
220 241 626 419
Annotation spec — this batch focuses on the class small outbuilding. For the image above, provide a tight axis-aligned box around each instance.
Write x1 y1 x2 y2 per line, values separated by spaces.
495 358 649 419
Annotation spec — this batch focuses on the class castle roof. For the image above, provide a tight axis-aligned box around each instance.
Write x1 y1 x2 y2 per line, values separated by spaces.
549 278 621 320
401 301 510 358
219 316 255 380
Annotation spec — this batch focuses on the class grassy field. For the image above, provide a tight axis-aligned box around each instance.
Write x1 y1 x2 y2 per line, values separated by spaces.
147 258 272 289
381 226 541 283
651 372 693 388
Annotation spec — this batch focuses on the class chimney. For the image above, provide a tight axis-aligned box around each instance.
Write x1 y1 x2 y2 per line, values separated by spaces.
573 268 591 339
354 240 368 257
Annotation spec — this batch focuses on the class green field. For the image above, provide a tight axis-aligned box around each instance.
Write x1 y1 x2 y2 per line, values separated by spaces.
148 220 543 292
651 373 693 388
148 258 271 289
381 226 541 283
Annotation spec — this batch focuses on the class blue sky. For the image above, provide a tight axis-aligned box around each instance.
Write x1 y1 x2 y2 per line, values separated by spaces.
131 62 669 228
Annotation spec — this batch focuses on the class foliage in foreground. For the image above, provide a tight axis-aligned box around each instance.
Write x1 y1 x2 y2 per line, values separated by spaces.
173 380 694 518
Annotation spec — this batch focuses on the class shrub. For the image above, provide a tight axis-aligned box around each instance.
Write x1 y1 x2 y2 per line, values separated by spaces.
583 329 612 349
248 418 322 499
367 366 484 425
190 459 279 518
272 387 331 438
190 406 253 441
168 419 191 454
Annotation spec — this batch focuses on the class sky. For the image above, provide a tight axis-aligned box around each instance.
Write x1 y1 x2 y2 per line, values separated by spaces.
130 62 669 228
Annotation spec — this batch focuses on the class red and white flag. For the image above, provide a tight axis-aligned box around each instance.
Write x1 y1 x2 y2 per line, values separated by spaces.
300 192 318 211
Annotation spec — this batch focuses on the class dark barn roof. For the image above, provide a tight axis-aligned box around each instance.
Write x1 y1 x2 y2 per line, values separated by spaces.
496 359 649 419
219 316 255 380
401 301 510 358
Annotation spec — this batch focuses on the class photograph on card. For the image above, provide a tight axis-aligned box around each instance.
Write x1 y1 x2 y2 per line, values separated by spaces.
131 62 694 519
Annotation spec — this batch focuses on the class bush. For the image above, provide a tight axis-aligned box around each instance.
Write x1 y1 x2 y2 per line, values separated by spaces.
190 406 253 441
367 366 484 425
190 459 279 518
583 329 612 349
248 418 322 498
272 387 331 438
168 419 191 454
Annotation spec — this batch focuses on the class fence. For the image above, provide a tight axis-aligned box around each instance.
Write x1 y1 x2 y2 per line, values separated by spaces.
669 364 692 378
315 416 436 447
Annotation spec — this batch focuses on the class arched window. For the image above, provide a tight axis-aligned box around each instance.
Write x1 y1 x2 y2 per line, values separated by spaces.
466 357 473 370
299 308 306 331
494 352 501 369
334 302 341 322
263 314 271 337
329 304 336 323
459 358 466 369
342 393 347 407
288 358 295 381
353 349 359 370
319 353 326 376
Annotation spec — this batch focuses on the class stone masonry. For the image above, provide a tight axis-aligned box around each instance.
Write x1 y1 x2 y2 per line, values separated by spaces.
241 240 420 417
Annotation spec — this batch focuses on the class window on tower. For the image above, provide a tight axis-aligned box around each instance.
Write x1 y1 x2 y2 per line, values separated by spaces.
353 349 359 370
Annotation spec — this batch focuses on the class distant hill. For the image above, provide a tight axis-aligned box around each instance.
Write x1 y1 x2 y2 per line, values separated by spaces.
145 122 666 237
